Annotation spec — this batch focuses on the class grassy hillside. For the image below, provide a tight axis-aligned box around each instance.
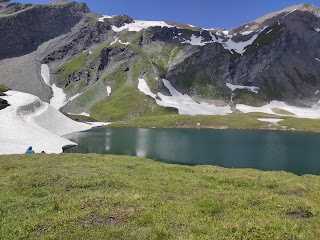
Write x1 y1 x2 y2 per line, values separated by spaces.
0 154 319 239
91 86 176 122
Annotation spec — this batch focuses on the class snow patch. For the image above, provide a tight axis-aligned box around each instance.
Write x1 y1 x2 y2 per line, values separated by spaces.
315 28 320 32
180 27 267 55
138 78 157 99
86 122 111 127
226 83 260 93
0 91 93 154
281 9 297 19
222 34 259 54
41 64 68 110
181 34 206 46
98 15 115 22
112 20 174 32
257 118 284 123
50 84 67 110
110 37 130 45
241 30 253 36
138 79 232 115
41 64 51 86
119 40 130 45
110 37 119 45
315 90 319 95
316 58 320 62
106 86 112 96
266 29 273 34
68 93 81 102
237 100 320 119
68 112 90 117
188 24 197 28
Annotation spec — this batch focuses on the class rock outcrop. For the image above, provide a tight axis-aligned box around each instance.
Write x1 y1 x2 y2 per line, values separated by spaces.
0 1 89 59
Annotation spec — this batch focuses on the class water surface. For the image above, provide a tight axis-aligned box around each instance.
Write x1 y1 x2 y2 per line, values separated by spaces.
64 128 320 175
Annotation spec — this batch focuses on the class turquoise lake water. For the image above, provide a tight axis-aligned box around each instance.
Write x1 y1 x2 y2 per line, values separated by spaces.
64 128 320 175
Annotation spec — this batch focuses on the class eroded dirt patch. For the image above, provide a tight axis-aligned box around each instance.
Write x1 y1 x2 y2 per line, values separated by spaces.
77 212 129 226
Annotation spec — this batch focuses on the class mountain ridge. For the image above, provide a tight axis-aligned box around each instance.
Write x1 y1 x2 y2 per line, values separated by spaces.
1 1 320 121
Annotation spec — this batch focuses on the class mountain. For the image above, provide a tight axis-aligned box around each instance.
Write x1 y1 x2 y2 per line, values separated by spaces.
1 1 320 121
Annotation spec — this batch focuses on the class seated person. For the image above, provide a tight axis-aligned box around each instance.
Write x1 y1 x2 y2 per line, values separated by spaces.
25 146 35 154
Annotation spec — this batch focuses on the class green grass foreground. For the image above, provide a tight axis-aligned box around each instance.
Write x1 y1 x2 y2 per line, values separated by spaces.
0 154 319 239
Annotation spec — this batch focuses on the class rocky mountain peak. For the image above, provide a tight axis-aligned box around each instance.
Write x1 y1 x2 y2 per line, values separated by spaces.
0 1 90 60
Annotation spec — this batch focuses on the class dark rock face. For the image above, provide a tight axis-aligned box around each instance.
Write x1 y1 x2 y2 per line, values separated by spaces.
43 14 133 63
0 2 89 60
165 8 320 105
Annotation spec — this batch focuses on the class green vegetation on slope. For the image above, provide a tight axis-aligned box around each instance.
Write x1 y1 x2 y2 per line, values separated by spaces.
0 154 319 239
57 52 88 84
91 85 176 122
74 83 103 108
232 89 268 107
194 84 229 100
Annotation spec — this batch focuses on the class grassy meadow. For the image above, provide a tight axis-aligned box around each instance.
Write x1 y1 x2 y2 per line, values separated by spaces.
0 154 319 239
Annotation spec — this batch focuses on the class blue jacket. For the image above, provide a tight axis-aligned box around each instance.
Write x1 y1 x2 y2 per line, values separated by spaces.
26 146 34 154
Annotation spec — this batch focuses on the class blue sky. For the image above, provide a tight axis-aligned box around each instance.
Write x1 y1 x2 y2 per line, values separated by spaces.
17 0 320 29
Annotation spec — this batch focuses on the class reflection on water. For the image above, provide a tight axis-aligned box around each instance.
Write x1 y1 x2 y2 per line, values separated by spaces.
64 128 320 175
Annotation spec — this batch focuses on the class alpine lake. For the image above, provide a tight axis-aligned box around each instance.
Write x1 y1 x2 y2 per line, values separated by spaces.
64 127 320 175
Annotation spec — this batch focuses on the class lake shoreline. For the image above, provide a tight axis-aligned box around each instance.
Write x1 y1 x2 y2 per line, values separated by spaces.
106 122 320 133
103 113 320 133
65 127 320 175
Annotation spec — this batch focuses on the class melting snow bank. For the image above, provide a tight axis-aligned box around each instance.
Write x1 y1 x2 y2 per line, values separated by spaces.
111 20 174 32
0 91 94 155
41 64 67 110
237 101 320 119
257 118 284 123
226 83 260 93
138 79 232 115
139 79 320 119
98 15 115 22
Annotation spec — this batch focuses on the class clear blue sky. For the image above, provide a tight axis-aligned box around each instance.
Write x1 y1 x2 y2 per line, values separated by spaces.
17 0 320 29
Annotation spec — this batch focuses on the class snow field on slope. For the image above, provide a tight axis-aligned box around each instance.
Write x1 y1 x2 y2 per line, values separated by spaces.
41 64 67 110
138 78 232 115
0 91 93 154
138 79 320 119
111 20 175 32
180 27 268 55
237 101 320 119
41 64 91 110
